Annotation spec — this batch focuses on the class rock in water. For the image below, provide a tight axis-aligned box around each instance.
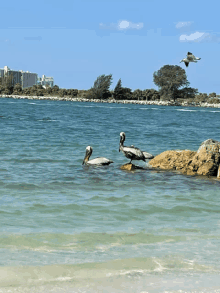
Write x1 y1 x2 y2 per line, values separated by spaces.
149 150 196 175
149 139 220 178
193 139 220 177
120 163 136 171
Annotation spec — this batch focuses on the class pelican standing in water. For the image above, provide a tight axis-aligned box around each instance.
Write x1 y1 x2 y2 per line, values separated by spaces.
180 52 201 67
82 146 114 166
119 132 146 163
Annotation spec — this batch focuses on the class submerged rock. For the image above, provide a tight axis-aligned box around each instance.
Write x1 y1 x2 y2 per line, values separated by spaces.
149 139 220 178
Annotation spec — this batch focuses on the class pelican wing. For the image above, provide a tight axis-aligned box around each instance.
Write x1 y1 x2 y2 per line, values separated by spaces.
87 157 113 165
123 146 145 161
143 151 154 159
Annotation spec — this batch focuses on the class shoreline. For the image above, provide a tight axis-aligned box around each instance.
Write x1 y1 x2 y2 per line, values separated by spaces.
1 94 220 108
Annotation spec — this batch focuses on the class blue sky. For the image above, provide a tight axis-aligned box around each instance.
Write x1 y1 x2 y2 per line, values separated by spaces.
1 0 220 93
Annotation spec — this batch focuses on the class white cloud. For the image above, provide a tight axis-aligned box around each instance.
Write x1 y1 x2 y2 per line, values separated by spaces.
180 31 206 42
99 20 144 31
117 20 143 30
176 21 193 29
179 31 220 43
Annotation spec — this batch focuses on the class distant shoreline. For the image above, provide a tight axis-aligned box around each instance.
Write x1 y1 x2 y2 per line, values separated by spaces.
1 94 220 108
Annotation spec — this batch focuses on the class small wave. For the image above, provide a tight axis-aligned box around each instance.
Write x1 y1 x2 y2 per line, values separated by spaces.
177 109 198 112
5 183 39 190
3 158 69 163
90 195 130 202
38 118 57 122
0 256 217 288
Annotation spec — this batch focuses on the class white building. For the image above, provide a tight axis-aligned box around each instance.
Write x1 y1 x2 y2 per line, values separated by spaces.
38 75 54 88
0 66 38 89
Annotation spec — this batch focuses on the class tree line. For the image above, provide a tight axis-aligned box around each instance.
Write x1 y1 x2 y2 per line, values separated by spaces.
0 65 219 103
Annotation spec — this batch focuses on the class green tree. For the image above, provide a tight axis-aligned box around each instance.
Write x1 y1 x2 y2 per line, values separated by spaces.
1 73 14 94
67 89 78 97
209 92 216 98
36 89 44 96
113 78 132 100
89 74 113 99
153 65 190 101
0 85 5 94
142 89 160 101
13 83 22 95
22 87 32 95
59 89 68 97
132 89 143 100
52 85 60 95
177 87 198 99
113 78 123 99
46 87 52 95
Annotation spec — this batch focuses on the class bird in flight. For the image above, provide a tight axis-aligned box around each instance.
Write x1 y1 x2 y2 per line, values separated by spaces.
180 52 201 67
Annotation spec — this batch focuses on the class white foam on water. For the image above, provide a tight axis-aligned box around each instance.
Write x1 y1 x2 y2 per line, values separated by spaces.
177 109 198 112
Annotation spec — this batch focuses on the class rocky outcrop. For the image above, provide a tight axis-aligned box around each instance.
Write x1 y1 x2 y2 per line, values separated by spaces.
120 163 145 171
120 163 136 171
2 95 220 108
149 139 220 178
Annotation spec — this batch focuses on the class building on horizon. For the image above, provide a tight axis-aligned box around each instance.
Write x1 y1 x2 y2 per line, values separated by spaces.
0 66 38 89
38 75 54 88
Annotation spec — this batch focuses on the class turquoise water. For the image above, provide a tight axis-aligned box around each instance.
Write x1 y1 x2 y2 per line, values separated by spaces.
0 97 220 292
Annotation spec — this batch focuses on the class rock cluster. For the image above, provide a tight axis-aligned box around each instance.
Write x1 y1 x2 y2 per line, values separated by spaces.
2 94 220 108
149 139 220 178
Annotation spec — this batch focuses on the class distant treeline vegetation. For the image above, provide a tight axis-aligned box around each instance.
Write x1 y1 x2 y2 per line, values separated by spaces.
0 65 220 104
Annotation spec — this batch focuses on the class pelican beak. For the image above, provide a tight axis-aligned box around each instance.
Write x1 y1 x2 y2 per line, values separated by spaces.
82 154 87 165
83 149 90 165
119 137 122 152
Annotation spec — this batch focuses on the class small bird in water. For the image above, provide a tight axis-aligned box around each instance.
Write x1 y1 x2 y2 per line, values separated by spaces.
119 132 146 163
180 52 201 67
82 146 114 166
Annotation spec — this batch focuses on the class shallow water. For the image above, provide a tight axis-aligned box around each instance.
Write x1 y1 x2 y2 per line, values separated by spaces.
0 97 220 292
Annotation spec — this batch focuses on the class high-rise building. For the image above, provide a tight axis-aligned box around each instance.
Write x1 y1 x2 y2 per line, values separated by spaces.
0 66 38 89
38 75 54 87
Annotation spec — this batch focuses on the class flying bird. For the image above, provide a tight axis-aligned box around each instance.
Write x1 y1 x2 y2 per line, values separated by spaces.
82 146 114 166
119 132 146 163
180 52 201 67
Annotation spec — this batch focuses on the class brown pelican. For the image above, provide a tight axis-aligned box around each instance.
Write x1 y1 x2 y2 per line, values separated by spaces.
143 151 154 160
130 146 154 159
82 146 114 166
119 132 146 163
180 52 201 67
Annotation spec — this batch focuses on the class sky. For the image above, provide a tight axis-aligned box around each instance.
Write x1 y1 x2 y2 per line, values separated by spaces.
1 0 220 93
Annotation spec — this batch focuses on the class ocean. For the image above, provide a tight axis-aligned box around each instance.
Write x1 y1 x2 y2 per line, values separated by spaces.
0 97 220 293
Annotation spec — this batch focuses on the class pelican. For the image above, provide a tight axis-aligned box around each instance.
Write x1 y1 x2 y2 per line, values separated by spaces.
82 146 113 166
143 151 154 160
119 132 146 163
180 52 201 67
130 145 154 159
